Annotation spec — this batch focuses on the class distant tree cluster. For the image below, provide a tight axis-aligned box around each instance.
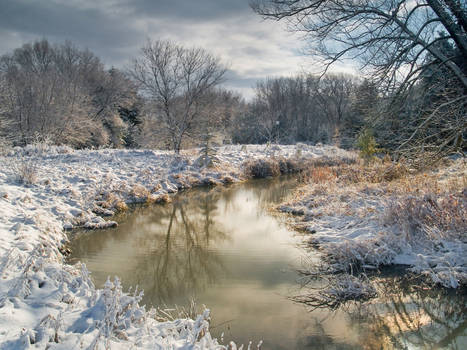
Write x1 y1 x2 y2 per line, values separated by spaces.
0 39 243 152
0 38 384 153
232 73 372 147
0 39 142 148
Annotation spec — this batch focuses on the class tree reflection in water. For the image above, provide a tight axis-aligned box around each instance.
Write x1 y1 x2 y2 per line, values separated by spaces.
344 274 466 349
70 188 232 307
132 190 231 306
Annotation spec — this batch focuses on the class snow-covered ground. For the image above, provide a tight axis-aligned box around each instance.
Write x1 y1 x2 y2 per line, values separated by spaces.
280 159 466 290
0 143 350 349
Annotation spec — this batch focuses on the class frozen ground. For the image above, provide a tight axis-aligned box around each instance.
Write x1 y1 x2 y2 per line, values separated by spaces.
0 143 350 349
280 159 466 291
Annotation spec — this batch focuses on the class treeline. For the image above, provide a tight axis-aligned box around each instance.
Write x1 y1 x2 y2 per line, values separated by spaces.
1 37 464 159
0 38 369 151
240 47 466 159
251 0 466 163
233 74 375 148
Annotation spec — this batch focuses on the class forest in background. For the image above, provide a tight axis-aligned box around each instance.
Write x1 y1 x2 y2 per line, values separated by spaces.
0 0 465 166
0 39 374 151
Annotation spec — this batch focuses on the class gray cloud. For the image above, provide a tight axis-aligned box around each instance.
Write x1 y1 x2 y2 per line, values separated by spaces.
0 0 137 45
122 0 249 21
0 0 353 98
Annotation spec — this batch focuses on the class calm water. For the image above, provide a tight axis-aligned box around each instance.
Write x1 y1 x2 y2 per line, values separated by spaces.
69 177 466 349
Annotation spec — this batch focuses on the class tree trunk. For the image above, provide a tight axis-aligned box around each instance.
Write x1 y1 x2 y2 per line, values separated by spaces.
427 0 467 60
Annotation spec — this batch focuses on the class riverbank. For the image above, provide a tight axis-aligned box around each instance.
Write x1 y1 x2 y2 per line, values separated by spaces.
0 143 352 349
279 157 466 307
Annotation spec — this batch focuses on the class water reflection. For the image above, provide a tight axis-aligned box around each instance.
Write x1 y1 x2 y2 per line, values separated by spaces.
347 275 467 349
69 178 466 349
69 177 302 308
70 187 233 305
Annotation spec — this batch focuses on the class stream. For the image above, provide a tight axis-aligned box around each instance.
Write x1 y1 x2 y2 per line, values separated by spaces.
69 177 466 349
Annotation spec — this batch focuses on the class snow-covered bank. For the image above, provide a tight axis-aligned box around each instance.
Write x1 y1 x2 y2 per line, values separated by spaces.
280 158 466 294
0 143 350 349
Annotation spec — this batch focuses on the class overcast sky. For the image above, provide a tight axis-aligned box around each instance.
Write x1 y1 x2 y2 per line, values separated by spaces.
0 0 356 99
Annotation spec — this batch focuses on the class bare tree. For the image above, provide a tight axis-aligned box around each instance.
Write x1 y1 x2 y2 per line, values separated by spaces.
130 40 227 153
252 76 320 143
253 78 286 143
315 73 358 144
251 0 467 159
86 67 138 147
0 71 13 148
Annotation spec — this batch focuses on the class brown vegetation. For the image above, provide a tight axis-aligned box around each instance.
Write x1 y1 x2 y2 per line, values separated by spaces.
281 156 466 307
243 155 356 179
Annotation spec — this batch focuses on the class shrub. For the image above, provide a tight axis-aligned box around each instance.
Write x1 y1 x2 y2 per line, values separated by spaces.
292 274 377 310
243 158 281 178
329 161 408 185
196 132 219 168
130 184 150 202
277 157 304 174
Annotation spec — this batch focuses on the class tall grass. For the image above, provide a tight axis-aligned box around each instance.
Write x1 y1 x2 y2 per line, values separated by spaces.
11 157 39 185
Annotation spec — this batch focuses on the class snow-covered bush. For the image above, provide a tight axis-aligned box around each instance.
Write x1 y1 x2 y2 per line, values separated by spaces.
155 298 200 322
196 133 219 168
90 277 145 347
0 137 11 156
282 156 465 310
321 232 402 273
277 156 312 174
384 193 467 288
243 156 317 178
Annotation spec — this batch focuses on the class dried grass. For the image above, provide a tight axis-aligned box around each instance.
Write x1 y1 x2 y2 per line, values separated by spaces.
154 299 200 322
130 184 150 202
330 161 408 185
11 157 39 185
243 155 348 179
321 233 401 273
97 192 128 212
384 193 466 241
284 156 466 297
308 166 336 183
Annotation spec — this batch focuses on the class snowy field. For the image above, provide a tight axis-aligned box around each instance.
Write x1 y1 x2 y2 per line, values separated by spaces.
0 143 350 349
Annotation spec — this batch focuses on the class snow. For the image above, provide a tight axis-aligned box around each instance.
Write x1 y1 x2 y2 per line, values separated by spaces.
280 159 467 289
0 143 349 349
